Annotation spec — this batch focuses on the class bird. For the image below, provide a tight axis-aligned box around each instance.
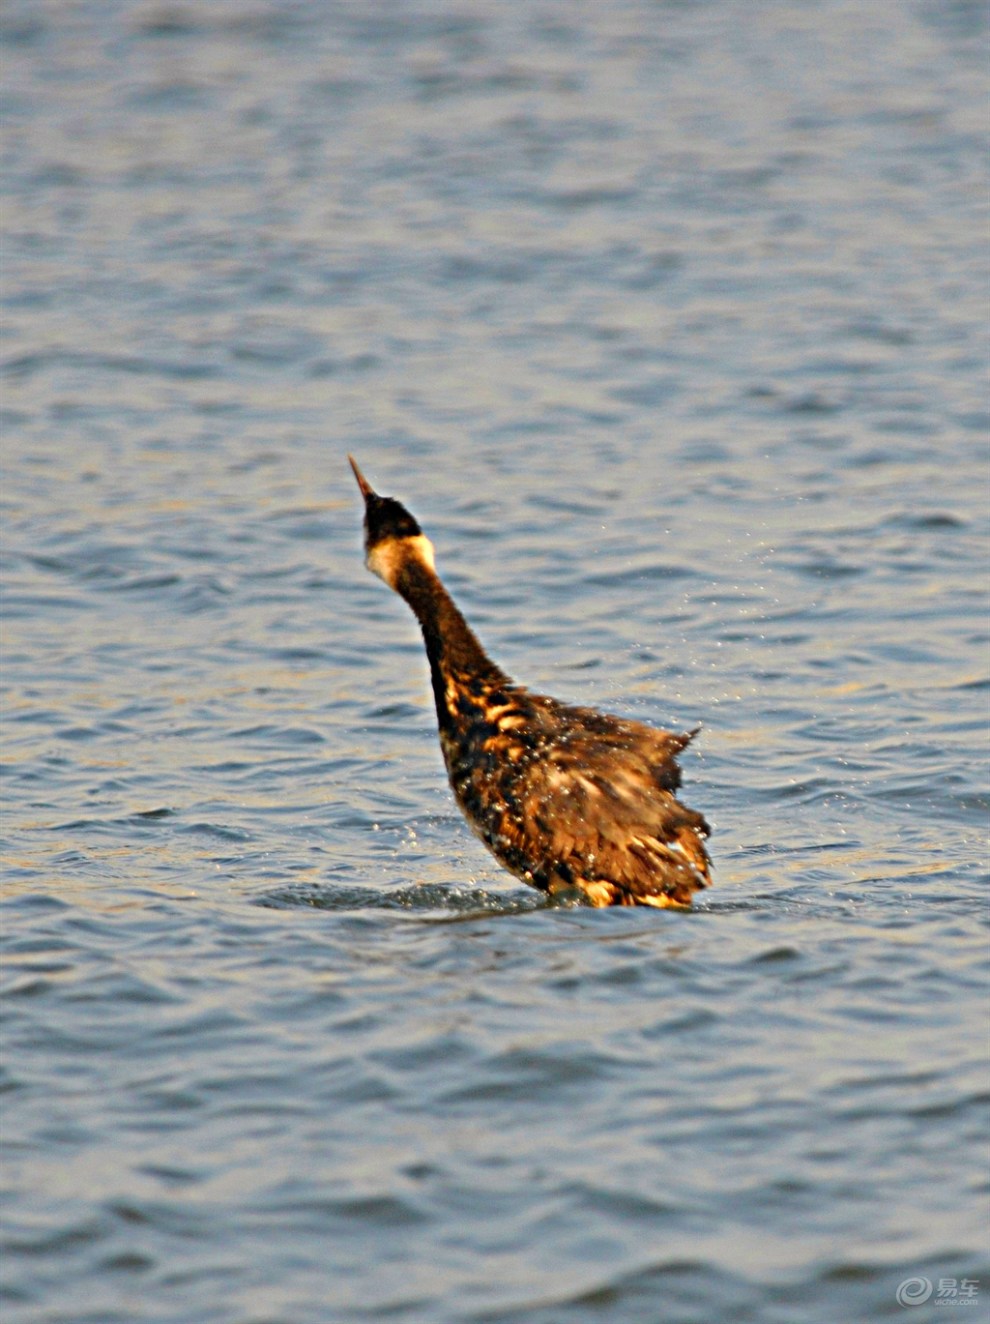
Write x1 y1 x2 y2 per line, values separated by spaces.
348 456 711 908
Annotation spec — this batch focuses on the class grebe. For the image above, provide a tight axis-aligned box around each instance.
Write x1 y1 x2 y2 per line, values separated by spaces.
349 457 711 908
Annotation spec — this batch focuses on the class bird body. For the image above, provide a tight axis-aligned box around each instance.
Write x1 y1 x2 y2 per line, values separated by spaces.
349 457 711 908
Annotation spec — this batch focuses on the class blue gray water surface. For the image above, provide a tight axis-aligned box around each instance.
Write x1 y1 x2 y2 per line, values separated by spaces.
2 3 988 1322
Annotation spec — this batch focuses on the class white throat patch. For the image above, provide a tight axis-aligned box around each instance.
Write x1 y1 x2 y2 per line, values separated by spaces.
367 534 436 588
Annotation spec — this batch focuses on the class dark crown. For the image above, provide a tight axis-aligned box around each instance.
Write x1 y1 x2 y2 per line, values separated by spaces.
364 493 423 545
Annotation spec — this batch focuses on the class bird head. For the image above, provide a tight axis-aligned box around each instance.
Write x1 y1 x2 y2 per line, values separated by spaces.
348 455 436 588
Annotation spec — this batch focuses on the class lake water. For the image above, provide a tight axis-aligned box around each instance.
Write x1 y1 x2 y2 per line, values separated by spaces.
2 2 988 1321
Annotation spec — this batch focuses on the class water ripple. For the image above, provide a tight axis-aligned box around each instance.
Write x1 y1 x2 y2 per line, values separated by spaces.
2 2 986 1321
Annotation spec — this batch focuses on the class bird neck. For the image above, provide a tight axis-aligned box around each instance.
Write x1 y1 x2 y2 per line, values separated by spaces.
394 559 510 726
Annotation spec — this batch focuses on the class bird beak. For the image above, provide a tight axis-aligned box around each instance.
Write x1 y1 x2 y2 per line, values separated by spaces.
348 454 376 504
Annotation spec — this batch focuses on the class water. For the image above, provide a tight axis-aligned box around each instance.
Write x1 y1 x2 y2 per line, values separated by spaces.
2 2 988 1321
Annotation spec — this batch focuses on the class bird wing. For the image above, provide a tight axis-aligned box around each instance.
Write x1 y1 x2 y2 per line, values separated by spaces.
510 709 711 904
549 703 698 791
